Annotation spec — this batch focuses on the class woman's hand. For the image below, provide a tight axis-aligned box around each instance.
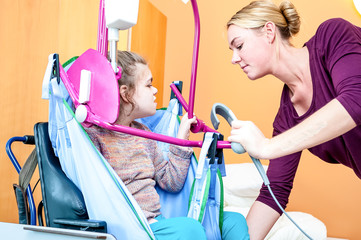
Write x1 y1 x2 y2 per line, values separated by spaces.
228 120 270 159
228 99 357 160
177 112 197 140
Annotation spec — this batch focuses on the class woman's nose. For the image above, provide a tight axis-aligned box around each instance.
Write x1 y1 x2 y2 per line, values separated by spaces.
231 51 241 64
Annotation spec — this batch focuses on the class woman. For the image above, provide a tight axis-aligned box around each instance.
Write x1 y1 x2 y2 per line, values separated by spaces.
226 0 361 239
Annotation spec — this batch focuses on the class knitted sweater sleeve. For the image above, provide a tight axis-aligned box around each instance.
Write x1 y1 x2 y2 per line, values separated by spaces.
152 143 193 193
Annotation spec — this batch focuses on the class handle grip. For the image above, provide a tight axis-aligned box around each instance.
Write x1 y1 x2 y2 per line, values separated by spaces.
210 103 269 184
210 103 245 154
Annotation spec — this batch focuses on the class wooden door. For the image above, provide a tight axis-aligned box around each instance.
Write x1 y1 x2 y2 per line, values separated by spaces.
131 0 167 107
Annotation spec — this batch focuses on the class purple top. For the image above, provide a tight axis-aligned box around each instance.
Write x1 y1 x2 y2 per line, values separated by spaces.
257 18 361 214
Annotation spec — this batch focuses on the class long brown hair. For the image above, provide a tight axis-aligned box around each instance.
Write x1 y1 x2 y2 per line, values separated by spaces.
116 51 147 114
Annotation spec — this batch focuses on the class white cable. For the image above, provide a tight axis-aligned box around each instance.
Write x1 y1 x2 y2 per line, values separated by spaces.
266 184 313 240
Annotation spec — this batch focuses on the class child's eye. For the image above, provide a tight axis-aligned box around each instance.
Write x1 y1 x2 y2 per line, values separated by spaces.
237 44 243 50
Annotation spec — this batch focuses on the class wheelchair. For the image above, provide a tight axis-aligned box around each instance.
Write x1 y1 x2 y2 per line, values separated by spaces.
7 122 107 233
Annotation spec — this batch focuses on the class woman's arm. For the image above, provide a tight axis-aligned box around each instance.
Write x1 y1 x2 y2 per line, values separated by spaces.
228 98 356 159
246 201 280 240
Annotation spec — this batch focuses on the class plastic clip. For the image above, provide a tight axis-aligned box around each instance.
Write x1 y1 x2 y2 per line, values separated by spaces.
206 133 223 164
51 54 61 84
170 81 183 100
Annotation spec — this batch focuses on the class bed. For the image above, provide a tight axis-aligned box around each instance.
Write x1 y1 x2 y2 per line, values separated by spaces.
223 163 328 240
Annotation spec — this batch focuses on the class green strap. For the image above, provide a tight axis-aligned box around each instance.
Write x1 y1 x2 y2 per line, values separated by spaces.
217 169 224 233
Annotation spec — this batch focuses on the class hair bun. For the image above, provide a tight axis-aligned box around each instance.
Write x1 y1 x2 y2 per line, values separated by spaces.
279 1 300 36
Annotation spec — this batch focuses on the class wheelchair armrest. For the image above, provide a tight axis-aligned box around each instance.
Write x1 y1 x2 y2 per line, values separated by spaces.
53 218 107 233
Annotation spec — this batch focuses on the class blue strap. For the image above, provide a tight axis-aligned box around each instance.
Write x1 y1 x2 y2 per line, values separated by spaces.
136 98 197 218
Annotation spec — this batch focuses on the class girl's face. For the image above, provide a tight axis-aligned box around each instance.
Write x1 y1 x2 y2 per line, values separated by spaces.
227 24 273 80
132 63 158 119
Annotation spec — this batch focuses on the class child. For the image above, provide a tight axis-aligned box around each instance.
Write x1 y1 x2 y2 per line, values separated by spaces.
86 51 249 239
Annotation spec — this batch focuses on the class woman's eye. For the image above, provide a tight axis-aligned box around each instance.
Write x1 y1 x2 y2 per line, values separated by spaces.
237 44 243 50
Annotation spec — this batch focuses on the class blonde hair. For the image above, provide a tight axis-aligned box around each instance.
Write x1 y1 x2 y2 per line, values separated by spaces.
227 0 300 40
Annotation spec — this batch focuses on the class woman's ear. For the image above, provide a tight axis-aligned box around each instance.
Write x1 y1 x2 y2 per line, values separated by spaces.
119 85 129 103
263 21 276 44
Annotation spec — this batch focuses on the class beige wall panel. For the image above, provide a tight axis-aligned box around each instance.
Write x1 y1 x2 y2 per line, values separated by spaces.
0 0 59 223
0 0 99 223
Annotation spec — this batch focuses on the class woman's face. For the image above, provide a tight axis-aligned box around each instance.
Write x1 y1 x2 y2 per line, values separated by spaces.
132 63 158 119
227 24 273 80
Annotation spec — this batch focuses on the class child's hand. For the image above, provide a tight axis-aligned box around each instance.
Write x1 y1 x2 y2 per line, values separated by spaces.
177 112 197 140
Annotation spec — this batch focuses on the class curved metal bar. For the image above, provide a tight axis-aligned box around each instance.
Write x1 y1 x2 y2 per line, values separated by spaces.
6 136 26 174
170 83 189 113
188 0 200 120
63 0 233 150
89 113 229 148
26 185 37 225
6 137 37 225
170 83 217 133
96 0 108 56
59 64 80 107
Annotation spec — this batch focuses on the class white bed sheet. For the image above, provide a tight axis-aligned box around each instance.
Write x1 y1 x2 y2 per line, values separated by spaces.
223 163 327 240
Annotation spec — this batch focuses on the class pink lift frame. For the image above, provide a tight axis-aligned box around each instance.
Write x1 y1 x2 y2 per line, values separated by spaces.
59 0 232 149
